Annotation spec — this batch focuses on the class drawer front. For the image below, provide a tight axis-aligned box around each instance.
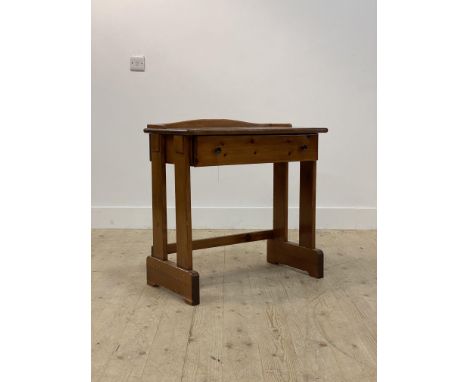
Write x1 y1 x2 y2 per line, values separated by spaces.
193 134 318 166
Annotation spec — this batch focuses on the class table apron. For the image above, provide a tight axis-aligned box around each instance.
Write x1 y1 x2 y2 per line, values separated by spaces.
187 134 318 166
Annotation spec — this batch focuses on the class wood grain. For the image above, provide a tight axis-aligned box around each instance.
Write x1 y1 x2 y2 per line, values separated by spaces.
147 118 292 128
267 240 324 278
145 126 328 136
146 256 199 305
271 162 289 241
144 118 327 136
166 230 274 254
173 135 193 271
150 134 167 260
299 160 317 249
193 134 318 166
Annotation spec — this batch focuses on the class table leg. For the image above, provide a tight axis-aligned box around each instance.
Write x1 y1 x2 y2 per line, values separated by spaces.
299 160 323 277
267 162 288 264
273 162 289 241
146 135 199 305
299 161 316 248
174 135 199 304
267 160 323 278
150 134 168 260
174 136 193 271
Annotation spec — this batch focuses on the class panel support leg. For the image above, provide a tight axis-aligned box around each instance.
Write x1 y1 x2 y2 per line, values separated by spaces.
150 134 168 260
173 136 194 271
147 134 199 305
267 162 288 264
298 160 323 277
267 161 323 278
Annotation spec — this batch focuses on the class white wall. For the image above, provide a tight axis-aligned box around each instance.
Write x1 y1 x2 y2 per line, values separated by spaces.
92 0 376 229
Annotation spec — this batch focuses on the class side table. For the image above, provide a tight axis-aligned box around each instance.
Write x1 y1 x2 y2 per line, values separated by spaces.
144 119 328 305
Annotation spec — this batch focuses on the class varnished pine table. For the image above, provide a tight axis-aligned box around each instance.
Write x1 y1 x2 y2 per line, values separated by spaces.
144 119 328 305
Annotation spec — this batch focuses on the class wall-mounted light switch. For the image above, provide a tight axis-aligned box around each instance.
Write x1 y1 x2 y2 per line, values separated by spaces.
130 56 145 72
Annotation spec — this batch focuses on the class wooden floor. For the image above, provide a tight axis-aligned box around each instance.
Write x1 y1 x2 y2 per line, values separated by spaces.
92 230 376 382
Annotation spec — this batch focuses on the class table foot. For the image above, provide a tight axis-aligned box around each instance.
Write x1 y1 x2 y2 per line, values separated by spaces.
146 256 200 305
267 240 324 278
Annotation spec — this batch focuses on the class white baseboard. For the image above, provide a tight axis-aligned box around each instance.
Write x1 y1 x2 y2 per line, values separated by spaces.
92 206 376 229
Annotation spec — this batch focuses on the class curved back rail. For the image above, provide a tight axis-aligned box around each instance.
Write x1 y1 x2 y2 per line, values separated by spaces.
148 119 292 129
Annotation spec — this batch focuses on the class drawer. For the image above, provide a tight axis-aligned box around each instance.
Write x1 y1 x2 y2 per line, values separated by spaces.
192 134 318 166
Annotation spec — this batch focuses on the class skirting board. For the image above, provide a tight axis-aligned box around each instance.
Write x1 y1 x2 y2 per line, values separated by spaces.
92 206 376 229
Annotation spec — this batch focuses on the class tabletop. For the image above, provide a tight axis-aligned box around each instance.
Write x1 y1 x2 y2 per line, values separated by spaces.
144 119 328 136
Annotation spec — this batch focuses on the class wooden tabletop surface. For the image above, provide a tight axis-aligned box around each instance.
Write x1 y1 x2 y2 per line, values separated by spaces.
144 126 328 136
144 119 328 136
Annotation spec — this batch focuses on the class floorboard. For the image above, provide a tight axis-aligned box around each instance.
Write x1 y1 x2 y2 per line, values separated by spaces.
92 229 376 382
